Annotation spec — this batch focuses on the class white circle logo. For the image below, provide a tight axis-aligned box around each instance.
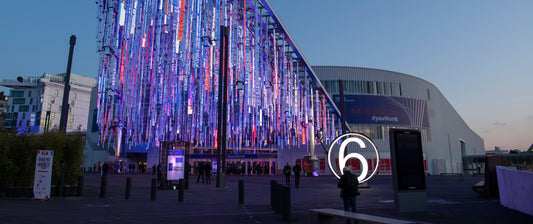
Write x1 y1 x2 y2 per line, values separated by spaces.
327 133 380 183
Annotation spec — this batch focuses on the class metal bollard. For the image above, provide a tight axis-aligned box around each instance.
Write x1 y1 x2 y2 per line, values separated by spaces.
178 179 184 202
100 174 107 198
77 176 84 196
239 180 244 205
270 180 277 209
281 185 291 221
274 183 282 214
125 177 132 200
151 178 157 201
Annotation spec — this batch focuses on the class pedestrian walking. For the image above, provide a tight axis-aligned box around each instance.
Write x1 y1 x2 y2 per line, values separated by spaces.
205 162 212 184
197 162 205 183
293 161 302 188
283 163 291 185
337 167 360 224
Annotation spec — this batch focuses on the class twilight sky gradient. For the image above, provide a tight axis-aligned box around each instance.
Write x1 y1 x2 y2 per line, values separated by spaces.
0 0 531 151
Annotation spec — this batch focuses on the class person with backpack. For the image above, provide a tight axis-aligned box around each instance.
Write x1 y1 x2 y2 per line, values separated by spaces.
337 167 360 224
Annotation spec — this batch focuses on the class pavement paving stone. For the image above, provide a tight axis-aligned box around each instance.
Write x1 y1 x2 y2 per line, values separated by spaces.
0 173 531 224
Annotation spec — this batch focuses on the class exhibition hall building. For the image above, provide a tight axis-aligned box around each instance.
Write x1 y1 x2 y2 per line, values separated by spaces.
312 66 485 175
82 0 485 177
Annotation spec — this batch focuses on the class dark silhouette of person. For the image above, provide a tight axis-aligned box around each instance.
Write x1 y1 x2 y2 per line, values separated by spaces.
293 161 302 188
205 162 212 184
337 167 360 224
283 163 292 185
157 164 162 181
197 162 205 183
102 162 109 176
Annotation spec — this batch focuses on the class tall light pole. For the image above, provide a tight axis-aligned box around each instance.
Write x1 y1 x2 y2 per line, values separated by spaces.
59 35 76 133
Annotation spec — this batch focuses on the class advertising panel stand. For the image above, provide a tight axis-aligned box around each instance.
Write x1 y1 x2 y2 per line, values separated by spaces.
33 150 54 200
390 129 427 213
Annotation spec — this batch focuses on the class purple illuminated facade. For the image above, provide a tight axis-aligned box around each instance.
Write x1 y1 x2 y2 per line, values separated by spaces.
96 0 344 153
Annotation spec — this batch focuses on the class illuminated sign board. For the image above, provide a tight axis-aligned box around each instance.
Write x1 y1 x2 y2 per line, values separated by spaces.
327 133 380 183
332 95 429 128
167 150 185 180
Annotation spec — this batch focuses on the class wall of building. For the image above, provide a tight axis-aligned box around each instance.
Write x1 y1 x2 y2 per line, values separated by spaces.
312 66 485 175
1 73 95 134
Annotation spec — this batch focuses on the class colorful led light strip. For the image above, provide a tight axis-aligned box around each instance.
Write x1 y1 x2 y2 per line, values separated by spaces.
96 0 343 151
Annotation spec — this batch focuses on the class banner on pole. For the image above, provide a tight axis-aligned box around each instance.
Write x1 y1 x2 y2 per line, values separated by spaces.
33 150 54 200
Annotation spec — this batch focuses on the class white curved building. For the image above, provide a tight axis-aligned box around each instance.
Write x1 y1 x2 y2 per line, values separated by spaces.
312 66 485 175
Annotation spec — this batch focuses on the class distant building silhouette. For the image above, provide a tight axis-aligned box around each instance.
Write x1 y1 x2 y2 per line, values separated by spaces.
1 73 96 133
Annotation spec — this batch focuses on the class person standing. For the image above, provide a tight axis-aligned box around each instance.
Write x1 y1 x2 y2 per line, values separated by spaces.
292 161 302 188
337 167 360 224
205 162 212 184
283 163 292 185
102 162 109 176
197 162 205 183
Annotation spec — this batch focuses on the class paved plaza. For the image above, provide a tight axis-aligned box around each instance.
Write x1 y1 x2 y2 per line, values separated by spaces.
0 173 531 223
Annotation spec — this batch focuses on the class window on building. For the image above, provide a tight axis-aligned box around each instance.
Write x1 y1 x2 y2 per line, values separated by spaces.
12 98 25 104
28 91 32 97
10 91 24 97
47 104 51 110
22 113 26 119
73 93 77 100
70 115 74 122
376 82 383 95
68 122 72 129
51 97 55 104
71 100 75 107
5 113 13 119
51 112 55 120
29 98 33 104
54 90 58 96
19 105 29 112
427 89 431 101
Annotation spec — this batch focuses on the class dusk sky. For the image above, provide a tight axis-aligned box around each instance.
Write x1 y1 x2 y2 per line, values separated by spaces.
1 0 531 151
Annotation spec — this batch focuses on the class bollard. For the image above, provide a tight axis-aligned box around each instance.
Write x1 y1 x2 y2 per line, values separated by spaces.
281 185 291 221
274 183 282 214
151 178 157 201
125 177 132 200
239 180 244 205
77 176 84 196
270 180 277 209
178 179 184 202
100 174 107 198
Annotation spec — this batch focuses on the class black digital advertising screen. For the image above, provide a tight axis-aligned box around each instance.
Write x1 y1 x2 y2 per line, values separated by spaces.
390 130 426 191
